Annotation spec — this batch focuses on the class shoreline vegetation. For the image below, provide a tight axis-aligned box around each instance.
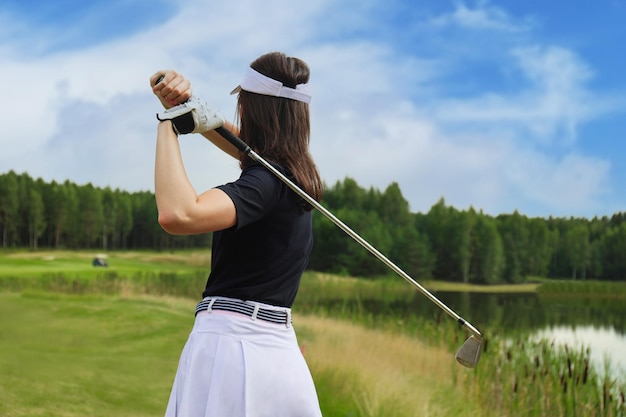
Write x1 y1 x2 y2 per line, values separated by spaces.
1 250 625 417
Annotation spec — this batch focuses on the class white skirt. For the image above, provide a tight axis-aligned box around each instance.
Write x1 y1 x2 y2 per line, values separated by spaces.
164 298 322 417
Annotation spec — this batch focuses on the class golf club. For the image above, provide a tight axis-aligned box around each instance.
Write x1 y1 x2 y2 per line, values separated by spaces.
152 73 482 367
213 126 483 368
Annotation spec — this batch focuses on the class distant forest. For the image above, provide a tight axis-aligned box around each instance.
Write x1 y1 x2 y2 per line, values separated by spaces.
1 170 625 284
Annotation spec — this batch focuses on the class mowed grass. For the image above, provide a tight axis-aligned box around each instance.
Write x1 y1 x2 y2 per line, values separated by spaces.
0 292 194 417
0 291 480 417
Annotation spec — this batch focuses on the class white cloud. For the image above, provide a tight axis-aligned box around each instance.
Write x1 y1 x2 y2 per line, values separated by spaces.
430 0 533 32
424 44 613 146
0 0 622 218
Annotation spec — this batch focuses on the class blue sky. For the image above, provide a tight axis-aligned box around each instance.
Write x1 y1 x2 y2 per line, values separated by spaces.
1 0 624 218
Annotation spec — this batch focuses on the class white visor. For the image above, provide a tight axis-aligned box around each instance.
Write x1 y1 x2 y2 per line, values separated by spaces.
230 67 311 103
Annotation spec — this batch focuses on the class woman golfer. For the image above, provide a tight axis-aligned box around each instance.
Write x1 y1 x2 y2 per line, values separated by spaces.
150 52 323 417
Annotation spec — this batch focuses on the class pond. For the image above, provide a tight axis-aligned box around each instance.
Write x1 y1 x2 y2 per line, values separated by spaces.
413 291 626 379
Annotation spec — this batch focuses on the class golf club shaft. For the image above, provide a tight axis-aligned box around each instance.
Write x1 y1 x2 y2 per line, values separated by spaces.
215 126 482 339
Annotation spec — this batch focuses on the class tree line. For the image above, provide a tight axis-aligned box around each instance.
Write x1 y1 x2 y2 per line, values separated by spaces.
0 171 210 252
1 171 625 283
308 178 626 284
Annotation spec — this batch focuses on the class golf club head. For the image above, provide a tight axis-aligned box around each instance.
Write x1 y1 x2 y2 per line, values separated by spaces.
455 335 482 368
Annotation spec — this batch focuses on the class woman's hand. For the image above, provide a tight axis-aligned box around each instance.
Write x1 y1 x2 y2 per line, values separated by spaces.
150 70 192 109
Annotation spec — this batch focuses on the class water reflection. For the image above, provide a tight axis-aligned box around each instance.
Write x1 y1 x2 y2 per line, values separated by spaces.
534 325 626 380
430 292 626 336
427 292 626 382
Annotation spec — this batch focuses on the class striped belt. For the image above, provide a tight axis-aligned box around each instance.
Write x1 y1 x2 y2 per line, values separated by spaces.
195 298 292 325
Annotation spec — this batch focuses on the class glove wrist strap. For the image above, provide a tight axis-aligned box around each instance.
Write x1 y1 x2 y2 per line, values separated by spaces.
156 112 195 135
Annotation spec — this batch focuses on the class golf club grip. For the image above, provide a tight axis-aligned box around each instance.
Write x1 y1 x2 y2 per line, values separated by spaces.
215 126 251 153
152 75 248 153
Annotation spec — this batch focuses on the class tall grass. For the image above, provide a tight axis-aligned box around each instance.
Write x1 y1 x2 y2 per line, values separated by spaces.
0 270 208 298
465 335 625 417
297 314 481 417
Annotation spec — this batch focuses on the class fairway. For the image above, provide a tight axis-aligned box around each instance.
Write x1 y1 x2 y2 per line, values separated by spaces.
0 292 195 417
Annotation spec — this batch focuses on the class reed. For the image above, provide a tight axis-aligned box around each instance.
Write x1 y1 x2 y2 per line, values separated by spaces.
463 334 625 417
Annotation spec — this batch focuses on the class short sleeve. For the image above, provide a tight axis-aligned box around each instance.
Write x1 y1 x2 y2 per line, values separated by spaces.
216 165 284 229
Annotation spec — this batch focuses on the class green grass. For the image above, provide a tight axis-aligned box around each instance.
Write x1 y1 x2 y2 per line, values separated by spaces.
0 249 211 277
0 251 211 299
1 250 625 417
424 280 539 293
0 292 194 417
539 280 626 298
0 292 479 417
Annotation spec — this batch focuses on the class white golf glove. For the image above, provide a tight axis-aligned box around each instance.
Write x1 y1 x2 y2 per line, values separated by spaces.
156 96 224 135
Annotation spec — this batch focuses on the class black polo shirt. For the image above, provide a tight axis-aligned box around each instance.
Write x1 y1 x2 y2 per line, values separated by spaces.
202 163 313 308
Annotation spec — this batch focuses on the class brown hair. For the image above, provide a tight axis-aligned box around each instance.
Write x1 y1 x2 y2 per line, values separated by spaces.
236 52 323 208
